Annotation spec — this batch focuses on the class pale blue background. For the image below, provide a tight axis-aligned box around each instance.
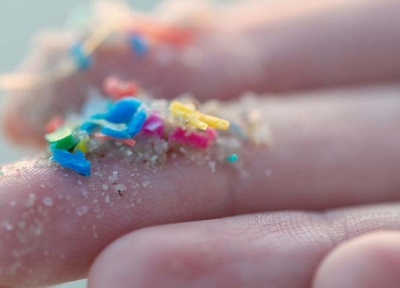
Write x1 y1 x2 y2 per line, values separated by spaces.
0 1 159 287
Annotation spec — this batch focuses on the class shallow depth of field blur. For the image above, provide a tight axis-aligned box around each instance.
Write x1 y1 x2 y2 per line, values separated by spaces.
0 0 162 287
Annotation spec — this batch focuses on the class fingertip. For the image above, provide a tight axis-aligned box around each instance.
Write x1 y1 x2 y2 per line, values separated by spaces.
313 231 400 288
88 226 217 288
87 229 170 288
2 97 44 147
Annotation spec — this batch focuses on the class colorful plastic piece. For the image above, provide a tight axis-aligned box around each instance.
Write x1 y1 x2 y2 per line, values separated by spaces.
206 127 218 140
74 138 89 153
80 121 99 134
229 122 248 141
92 133 136 147
169 127 215 149
45 116 64 133
142 113 164 138
52 149 91 176
103 76 139 100
104 98 142 124
101 125 130 139
226 154 238 163
170 101 230 131
129 33 149 56
45 127 79 150
70 42 92 70
126 109 147 136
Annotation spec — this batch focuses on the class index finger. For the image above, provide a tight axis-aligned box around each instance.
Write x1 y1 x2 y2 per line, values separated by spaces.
1 86 400 286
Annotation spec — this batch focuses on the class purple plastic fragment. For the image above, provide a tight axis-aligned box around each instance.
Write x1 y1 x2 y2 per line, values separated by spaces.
142 113 164 138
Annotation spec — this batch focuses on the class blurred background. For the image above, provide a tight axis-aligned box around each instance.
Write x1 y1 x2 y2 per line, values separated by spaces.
0 1 160 287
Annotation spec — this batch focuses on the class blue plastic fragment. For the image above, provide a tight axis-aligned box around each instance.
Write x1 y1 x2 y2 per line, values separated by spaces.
80 121 99 133
229 122 248 141
52 149 91 176
49 143 57 151
127 109 147 136
129 34 149 56
101 125 130 139
70 42 92 70
226 153 238 163
104 98 142 124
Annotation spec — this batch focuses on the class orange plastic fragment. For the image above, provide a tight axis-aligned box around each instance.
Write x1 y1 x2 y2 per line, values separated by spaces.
45 116 64 133
92 132 136 147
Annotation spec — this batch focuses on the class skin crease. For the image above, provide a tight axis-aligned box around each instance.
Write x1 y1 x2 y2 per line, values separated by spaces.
1 0 400 287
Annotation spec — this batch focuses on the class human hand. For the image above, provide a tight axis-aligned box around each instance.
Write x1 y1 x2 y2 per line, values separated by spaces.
2 0 400 287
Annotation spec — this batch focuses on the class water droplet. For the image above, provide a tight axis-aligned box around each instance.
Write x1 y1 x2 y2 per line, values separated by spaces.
105 195 110 203
102 184 109 191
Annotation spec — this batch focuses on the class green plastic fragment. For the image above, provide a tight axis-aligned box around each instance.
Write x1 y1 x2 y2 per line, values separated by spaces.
45 127 79 150
226 153 238 163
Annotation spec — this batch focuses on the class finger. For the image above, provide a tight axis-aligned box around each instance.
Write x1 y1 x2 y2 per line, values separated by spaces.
4 0 400 145
88 204 400 288
313 231 400 288
2 86 400 286
229 0 400 92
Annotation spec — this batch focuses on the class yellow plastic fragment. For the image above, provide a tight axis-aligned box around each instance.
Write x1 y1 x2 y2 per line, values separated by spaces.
74 139 88 153
169 101 230 131
199 114 230 130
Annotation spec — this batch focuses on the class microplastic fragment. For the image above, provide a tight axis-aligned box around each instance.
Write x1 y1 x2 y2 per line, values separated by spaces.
45 127 79 150
70 42 92 70
52 149 91 176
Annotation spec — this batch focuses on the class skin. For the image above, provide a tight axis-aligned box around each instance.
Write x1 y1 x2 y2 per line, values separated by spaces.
2 0 400 287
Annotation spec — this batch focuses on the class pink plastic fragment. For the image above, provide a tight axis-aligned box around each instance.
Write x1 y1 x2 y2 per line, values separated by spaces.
206 127 217 140
142 113 164 138
169 127 216 149
92 133 136 147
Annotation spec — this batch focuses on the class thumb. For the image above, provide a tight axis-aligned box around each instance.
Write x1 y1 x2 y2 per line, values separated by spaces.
313 231 400 288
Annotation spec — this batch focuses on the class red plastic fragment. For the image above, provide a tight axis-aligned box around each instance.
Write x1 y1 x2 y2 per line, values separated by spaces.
102 76 139 100
45 116 64 133
169 127 217 149
92 132 136 147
